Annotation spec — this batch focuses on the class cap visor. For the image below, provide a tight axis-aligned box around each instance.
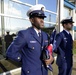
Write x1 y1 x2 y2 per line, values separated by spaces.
37 15 46 18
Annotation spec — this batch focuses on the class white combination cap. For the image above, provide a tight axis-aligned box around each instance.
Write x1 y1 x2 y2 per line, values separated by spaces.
61 16 74 24
27 4 46 18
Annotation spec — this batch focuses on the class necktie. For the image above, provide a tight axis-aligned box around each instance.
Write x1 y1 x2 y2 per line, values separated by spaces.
38 32 41 42
38 32 41 37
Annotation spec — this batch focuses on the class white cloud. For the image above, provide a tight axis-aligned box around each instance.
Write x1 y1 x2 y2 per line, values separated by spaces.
4 3 22 16
9 7 22 16
0 1 30 36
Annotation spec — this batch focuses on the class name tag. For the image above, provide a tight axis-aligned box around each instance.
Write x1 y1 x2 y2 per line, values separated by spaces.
45 40 48 42
30 41 37 43
64 38 67 43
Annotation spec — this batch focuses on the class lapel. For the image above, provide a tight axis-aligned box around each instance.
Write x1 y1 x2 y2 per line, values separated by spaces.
30 27 41 44
63 30 70 38
63 30 68 36
63 30 72 42
41 31 45 46
62 30 67 42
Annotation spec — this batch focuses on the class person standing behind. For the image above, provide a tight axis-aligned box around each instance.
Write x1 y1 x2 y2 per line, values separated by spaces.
5 31 13 50
53 16 74 75
6 4 54 75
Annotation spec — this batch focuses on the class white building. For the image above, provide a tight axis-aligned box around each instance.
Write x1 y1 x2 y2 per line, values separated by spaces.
58 0 76 40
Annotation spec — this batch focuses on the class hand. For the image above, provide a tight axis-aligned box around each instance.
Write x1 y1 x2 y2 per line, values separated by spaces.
44 54 54 65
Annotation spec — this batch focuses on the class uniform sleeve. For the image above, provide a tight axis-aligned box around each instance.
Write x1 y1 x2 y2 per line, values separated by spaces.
53 33 62 52
6 31 26 62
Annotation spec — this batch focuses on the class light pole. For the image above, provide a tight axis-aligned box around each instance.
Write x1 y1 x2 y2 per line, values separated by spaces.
49 14 51 27
1 0 6 56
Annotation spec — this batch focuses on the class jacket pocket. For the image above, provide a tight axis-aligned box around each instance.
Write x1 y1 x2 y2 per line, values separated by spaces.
56 56 66 67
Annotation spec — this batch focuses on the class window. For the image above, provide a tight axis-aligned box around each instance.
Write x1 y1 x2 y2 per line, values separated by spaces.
64 6 73 18
19 0 36 5
38 0 57 12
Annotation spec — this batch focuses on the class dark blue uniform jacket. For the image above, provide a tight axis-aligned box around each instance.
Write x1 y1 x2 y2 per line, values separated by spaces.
6 27 49 75
54 30 73 75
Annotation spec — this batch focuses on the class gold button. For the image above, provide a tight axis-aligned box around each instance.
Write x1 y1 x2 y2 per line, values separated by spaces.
42 46 43 49
42 64 44 67
27 70 30 73
32 47 34 49
64 57 65 58
17 57 20 60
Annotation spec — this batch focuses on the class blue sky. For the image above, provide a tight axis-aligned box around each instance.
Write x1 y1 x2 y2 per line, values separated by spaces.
38 0 57 12
19 0 57 12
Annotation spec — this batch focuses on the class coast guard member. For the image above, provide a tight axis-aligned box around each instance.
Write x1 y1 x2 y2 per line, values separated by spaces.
54 16 74 75
6 4 54 75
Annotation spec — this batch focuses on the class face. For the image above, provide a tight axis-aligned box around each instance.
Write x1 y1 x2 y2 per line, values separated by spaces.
64 22 73 31
30 17 44 30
